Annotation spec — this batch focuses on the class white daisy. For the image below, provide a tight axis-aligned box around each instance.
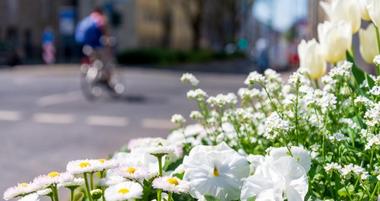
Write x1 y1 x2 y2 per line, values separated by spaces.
17 193 39 201
91 159 117 172
36 188 52 196
60 177 84 188
152 176 190 193
183 142 250 200
99 174 126 187
114 165 153 181
104 181 143 201
113 152 159 179
3 183 39 200
66 160 98 174
33 171 74 189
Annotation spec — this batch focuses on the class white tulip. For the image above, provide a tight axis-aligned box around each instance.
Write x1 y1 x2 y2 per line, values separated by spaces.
320 0 361 33
367 0 380 27
318 21 352 64
359 0 371 21
359 24 380 64
298 39 327 80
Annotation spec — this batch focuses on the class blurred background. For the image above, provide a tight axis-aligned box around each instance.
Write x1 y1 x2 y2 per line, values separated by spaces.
0 0 326 197
0 0 325 71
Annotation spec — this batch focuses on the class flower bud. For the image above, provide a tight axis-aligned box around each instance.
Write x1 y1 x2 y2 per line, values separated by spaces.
298 39 326 80
367 0 380 27
320 0 361 33
359 24 380 64
318 21 352 64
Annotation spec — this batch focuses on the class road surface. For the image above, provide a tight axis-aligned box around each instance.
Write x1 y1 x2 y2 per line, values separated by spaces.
0 65 245 195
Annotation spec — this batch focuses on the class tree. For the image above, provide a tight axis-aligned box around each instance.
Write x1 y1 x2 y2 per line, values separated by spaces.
161 0 173 48
180 0 205 50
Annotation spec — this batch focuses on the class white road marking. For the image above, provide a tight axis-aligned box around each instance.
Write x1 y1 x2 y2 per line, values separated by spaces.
86 116 129 127
0 110 22 121
33 113 75 124
141 118 173 130
37 91 82 107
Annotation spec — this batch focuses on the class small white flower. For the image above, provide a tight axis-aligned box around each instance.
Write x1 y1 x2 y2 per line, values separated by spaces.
66 160 102 175
180 73 199 86
104 181 143 201
99 174 126 187
33 171 74 189
60 178 84 188
365 135 380 150
186 89 208 101
374 55 380 65
3 183 39 201
36 188 52 196
189 111 203 120
152 176 190 193
370 86 380 96
171 114 186 125
244 72 265 87
329 133 349 142
263 113 290 140
324 163 342 172
207 93 237 108
18 193 39 201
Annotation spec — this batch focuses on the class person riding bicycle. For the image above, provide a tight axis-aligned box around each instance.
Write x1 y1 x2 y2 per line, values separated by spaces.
75 8 124 97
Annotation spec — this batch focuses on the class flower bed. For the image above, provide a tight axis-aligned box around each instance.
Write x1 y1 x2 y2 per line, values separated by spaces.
3 0 380 201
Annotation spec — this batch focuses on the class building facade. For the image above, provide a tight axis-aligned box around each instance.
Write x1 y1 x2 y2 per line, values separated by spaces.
78 0 193 51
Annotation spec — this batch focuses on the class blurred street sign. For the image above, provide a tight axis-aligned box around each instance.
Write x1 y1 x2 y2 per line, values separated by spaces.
59 7 76 36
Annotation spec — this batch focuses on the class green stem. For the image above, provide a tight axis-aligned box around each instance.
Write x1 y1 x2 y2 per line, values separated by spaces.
158 155 163 176
168 192 173 201
48 194 55 201
83 173 93 201
157 190 162 201
156 154 164 201
370 181 379 200
90 172 94 190
294 79 300 145
70 188 75 201
375 26 380 75
369 149 374 170
101 188 106 201
51 184 59 201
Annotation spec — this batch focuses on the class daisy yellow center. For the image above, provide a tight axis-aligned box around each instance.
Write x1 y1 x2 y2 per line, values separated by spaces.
98 159 106 164
167 177 179 186
48 171 60 178
18 183 28 188
79 161 91 168
118 188 129 194
125 167 136 174
213 166 220 177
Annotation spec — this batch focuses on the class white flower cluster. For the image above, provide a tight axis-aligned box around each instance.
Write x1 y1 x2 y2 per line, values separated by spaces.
180 73 199 87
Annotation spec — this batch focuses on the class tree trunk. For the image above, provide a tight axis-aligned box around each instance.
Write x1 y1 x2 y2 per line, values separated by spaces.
161 0 172 48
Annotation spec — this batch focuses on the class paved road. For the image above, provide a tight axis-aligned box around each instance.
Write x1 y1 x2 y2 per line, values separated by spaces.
0 65 245 195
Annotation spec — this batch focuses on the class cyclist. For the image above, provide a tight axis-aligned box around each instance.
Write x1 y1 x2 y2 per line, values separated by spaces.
76 8 124 97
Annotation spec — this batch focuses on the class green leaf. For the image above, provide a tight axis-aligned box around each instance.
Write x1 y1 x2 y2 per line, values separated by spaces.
347 51 375 90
